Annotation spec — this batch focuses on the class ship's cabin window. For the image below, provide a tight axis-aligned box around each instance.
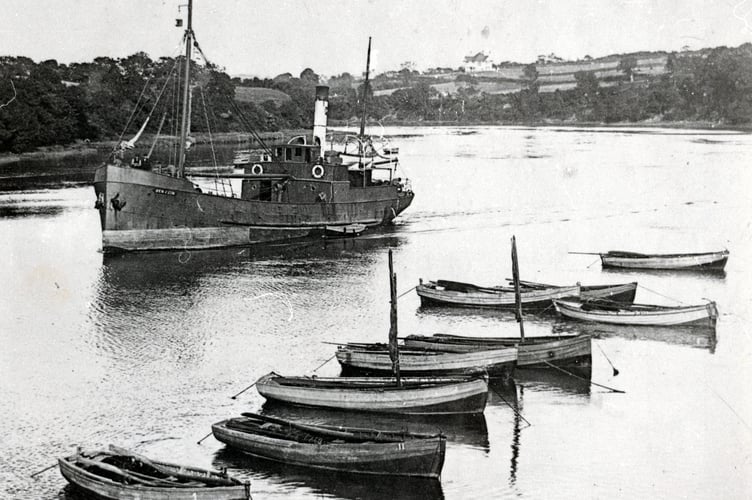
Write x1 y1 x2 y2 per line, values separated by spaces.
305 149 311 163
295 147 302 157
285 148 292 161
275 147 282 158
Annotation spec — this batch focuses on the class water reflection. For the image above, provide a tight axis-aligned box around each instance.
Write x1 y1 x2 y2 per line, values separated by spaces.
601 266 727 280
416 305 558 320
88 234 406 370
213 448 445 500
553 319 717 352
513 368 592 396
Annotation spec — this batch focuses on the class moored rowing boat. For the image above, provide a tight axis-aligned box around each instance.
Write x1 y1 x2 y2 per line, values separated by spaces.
58 445 251 500
255 372 489 415
598 250 729 270
212 413 446 478
335 344 517 378
403 334 592 374
553 299 719 327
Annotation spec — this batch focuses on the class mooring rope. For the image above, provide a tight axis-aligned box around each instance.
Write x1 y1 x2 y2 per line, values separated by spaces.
489 384 532 429
396 285 417 300
541 360 625 393
637 284 688 305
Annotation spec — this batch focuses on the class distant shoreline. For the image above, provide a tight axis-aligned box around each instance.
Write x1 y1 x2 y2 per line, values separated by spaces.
1 120 748 166
336 119 752 132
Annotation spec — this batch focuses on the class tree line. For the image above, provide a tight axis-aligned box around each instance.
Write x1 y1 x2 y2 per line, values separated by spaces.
1 44 752 153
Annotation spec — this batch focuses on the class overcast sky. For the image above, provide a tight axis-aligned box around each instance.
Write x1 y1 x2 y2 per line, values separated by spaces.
2 0 752 78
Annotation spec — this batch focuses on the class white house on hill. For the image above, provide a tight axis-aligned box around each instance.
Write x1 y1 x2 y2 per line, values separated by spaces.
463 52 493 72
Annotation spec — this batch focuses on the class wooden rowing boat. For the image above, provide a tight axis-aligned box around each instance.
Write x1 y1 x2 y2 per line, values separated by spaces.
416 279 579 309
598 250 729 270
553 299 719 327
255 372 489 415
416 280 637 309
335 344 517 378
402 334 592 374
212 413 446 479
58 445 251 500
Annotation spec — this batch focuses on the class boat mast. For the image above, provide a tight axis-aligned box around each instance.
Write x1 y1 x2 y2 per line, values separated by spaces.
359 37 372 139
388 249 401 386
511 236 525 342
177 0 193 178
359 37 372 187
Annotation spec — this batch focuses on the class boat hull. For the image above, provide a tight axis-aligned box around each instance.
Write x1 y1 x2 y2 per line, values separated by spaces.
94 165 413 253
58 453 250 500
336 346 517 378
416 282 579 309
600 251 729 270
554 300 718 327
212 420 446 479
255 373 489 415
403 335 592 374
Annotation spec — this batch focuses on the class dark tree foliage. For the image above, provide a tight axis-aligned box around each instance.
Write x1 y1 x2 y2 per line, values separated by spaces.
3 44 752 153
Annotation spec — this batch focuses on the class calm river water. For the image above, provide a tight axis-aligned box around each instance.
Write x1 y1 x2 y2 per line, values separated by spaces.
1 126 751 499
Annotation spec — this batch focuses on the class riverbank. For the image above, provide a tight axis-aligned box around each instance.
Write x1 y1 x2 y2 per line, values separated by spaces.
0 130 306 166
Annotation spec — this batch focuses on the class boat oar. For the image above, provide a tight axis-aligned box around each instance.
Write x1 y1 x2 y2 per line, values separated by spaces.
595 342 619 376
30 462 58 478
239 412 416 442
568 252 601 255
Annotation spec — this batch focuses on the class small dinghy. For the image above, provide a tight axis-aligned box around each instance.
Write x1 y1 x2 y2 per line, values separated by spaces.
256 372 489 415
579 249 730 270
553 299 719 327
416 279 637 309
212 412 446 478
403 333 592 374
58 445 251 500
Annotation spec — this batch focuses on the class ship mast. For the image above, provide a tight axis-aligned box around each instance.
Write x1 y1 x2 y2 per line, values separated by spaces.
177 0 193 178
358 36 372 139
358 37 372 186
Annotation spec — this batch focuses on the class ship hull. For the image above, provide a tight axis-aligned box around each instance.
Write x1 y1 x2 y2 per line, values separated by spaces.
94 165 413 253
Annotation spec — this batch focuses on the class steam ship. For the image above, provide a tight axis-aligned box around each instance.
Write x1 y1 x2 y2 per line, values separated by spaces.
93 2 413 253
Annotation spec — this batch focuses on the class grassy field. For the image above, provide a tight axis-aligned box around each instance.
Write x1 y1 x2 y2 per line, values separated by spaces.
234 87 291 106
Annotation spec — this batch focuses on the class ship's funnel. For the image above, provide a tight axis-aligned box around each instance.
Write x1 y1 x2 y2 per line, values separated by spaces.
313 85 329 157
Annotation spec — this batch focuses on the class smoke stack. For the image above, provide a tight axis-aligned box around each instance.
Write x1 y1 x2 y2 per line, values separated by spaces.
312 85 329 157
